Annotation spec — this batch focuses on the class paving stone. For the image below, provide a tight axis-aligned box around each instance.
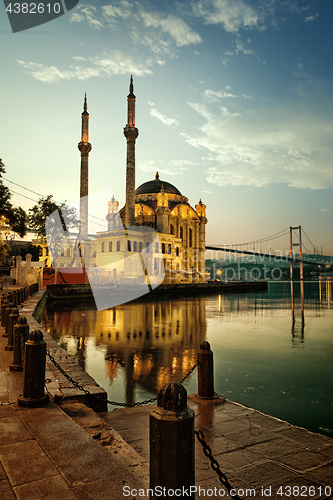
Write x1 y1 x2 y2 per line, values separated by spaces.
0 440 59 487
14 475 78 500
223 460 296 489
278 449 333 472
0 404 15 418
72 471 149 500
24 410 126 487
225 426 277 447
0 462 7 480
304 462 333 485
0 479 17 500
119 425 149 443
278 427 332 450
0 416 32 445
247 436 306 459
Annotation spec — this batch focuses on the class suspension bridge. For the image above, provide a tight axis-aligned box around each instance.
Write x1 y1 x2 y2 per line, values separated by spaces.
205 226 332 279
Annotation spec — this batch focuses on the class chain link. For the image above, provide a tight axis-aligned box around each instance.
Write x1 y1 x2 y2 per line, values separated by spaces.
20 330 25 367
46 349 197 408
195 430 242 500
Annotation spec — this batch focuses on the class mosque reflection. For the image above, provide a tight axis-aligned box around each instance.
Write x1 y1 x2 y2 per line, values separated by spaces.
42 297 207 406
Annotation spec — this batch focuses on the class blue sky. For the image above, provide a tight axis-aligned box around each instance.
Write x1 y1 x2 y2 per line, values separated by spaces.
1 0 332 255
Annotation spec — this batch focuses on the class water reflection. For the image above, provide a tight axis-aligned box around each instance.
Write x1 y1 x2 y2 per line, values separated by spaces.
41 281 333 436
43 297 207 406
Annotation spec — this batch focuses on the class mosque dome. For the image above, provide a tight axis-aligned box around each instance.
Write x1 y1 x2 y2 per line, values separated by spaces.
135 172 182 196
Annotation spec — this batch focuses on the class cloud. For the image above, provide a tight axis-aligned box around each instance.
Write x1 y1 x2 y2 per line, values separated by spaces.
139 159 196 176
140 11 201 47
16 51 154 83
150 109 180 127
204 89 252 102
181 98 333 189
69 4 103 29
305 14 319 22
192 0 265 33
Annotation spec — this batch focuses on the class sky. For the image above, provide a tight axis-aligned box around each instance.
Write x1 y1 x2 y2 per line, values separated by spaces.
1 0 333 256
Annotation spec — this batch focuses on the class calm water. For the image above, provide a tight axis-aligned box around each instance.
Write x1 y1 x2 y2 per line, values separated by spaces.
41 280 333 437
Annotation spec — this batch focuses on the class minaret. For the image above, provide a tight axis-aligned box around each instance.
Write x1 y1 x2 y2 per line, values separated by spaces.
78 93 92 240
123 75 139 228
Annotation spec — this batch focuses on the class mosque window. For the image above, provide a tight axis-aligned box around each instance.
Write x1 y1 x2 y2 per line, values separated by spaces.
133 241 137 252
109 241 112 252
176 247 179 257
168 244 171 254
189 228 192 247
170 224 174 235
116 240 120 252
139 242 143 252
128 240 131 252
162 243 166 254
101 242 105 253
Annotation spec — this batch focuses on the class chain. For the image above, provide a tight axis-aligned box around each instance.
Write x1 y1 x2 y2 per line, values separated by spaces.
46 349 197 408
195 430 242 500
20 331 25 367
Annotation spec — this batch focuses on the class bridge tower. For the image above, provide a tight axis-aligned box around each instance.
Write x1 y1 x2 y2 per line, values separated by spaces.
289 226 303 280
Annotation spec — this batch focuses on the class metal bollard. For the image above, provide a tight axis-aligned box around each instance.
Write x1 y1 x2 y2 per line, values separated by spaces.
17 329 49 408
5 307 20 351
16 289 21 306
10 316 29 371
150 382 195 500
1 299 8 327
4 304 13 338
197 341 214 399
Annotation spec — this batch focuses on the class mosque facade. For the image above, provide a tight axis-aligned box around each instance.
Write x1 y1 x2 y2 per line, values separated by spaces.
40 77 208 284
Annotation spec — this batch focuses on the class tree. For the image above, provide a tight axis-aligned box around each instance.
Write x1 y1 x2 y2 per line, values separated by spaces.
28 195 79 264
28 195 79 239
0 159 28 262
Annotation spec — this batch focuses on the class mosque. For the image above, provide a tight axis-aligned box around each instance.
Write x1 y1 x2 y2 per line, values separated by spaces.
41 77 208 284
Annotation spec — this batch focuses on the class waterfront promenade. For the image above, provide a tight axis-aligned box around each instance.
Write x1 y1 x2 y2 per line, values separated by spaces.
0 285 333 499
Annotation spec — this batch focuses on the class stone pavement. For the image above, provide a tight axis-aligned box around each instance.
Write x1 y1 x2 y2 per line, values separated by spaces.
1 284 333 499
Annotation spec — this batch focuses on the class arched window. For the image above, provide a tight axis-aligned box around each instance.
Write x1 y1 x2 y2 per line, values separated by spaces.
162 243 166 254
139 242 143 253
116 240 120 252
180 226 183 240
146 242 150 253
101 242 105 253
170 224 174 235
155 242 159 253
133 241 137 252
67 248 71 257
168 244 171 254
176 247 179 257
109 241 112 252
189 228 192 247
128 240 131 252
